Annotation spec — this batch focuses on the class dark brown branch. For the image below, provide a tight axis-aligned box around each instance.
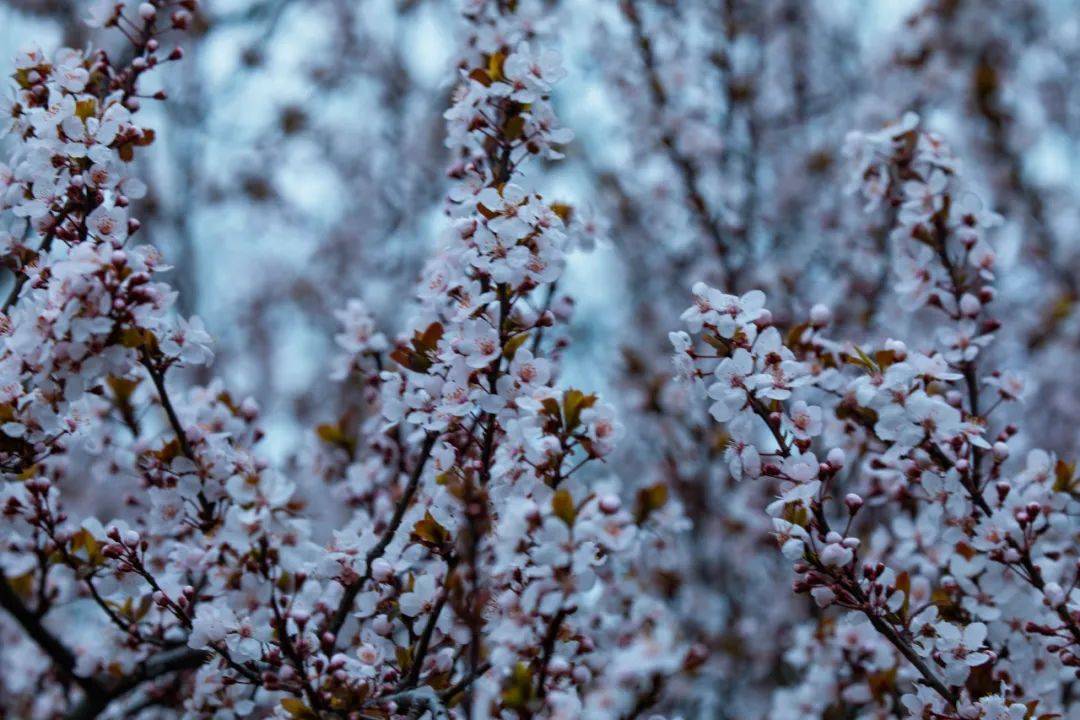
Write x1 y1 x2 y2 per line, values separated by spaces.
0 570 101 695
140 352 194 459
64 646 208 720
400 557 458 690
532 607 571 710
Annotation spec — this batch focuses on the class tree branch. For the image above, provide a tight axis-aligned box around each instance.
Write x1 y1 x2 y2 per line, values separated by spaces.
0 570 102 695
325 431 438 640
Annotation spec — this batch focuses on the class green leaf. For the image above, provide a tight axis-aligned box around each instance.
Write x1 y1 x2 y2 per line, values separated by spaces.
281 698 318 719
552 490 576 527
634 483 668 524
501 662 533 709
411 512 451 550
563 389 596 432
503 332 529 360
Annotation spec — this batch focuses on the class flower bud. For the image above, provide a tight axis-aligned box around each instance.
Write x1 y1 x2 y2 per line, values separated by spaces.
827 447 845 469
884 339 907 358
809 304 831 326
1044 582 1065 607
959 292 981 317
371 558 393 582
844 493 863 514
598 494 621 514
811 586 836 607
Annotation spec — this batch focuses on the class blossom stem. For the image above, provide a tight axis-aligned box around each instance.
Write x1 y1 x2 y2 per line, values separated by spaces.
325 431 439 641
400 556 459 691
531 605 572 712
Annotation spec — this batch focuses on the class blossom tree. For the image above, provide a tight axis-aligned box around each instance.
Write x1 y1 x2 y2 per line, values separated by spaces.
2 0 1080 719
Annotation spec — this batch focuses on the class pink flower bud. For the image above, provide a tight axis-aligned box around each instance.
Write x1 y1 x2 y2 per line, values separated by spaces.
371 558 393 582
844 493 863 513
809 304 831 326
1045 582 1066 607
599 494 621 514
959 292 981 316
827 447 845 469
811 586 835 607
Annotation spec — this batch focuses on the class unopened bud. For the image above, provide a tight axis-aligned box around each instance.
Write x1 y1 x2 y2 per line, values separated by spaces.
959 293 981 317
809 304 831 326
844 493 863 514
598 494 620 515
371 558 393 582
827 447 845 469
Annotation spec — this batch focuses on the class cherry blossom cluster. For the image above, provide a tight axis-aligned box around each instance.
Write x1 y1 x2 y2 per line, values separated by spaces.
673 116 1080 719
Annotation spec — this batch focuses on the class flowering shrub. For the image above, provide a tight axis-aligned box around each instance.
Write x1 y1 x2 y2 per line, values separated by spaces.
1 1 1079 719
